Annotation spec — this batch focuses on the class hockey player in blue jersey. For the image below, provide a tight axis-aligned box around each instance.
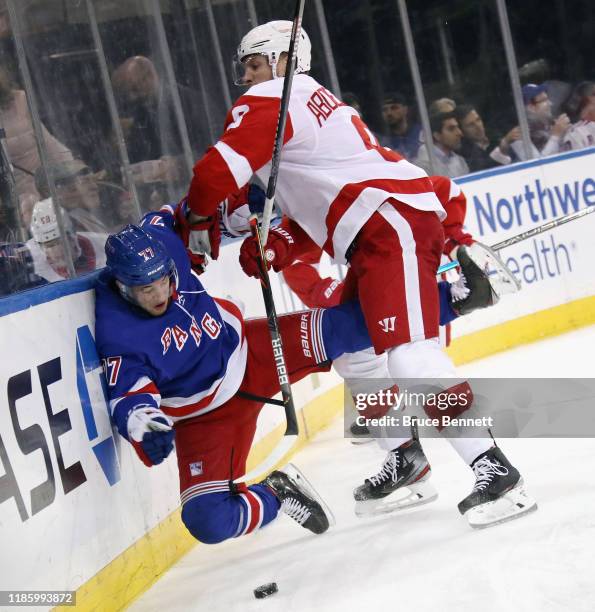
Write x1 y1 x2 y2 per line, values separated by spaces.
95 202 389 543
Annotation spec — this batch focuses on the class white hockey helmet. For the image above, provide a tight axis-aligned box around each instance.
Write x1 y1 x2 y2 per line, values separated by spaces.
30 198 81 263
30 198 74 243
234 20 311 84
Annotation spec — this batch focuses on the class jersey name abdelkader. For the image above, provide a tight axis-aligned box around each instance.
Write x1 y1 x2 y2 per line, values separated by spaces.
188 74 445 264
94 207 247 436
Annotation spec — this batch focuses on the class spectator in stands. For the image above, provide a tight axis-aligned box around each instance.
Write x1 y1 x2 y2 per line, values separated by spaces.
0 2 10 41
34 160 110 234
519 58 572 117
111 55 209 206
0 3 18 82
342 91 362 115
455 104 521 171
429 97 456 115
414 112 469 177
99 180 139 229
510 84 570 161
0 196 14 242
378 91 422 159
18 195 35 232
0 241 44 296
27 198 106 280
0 198 106 295
561 81 595 151
343 91 387 146
0 66 73 207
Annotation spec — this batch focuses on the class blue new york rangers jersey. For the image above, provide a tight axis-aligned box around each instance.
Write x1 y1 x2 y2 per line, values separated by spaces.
95 206 247 438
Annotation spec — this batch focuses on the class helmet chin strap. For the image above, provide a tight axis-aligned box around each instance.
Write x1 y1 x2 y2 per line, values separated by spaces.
269 51 280 80
69 233 82 260
116 280 135 304
116 275 176 312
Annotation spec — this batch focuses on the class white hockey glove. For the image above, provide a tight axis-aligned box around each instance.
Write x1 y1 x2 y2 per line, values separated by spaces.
127 406 174 467
219 184 267 237
219 198 251 237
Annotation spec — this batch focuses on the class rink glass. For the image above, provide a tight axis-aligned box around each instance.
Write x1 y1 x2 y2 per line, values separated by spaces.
0 0 591 296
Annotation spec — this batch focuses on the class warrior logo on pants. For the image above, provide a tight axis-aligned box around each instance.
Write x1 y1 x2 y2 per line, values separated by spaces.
378 316 396 333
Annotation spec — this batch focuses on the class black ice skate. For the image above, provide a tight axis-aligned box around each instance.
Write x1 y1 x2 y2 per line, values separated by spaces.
450 245 498 315
349 419 373 445
263 463 335 534
353 439 438 517
458 446 538 528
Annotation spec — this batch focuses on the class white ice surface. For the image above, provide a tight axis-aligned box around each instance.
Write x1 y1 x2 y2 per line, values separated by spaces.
130 326 595 612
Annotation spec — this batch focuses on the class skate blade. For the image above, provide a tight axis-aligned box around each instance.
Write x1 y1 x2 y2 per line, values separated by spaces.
350 437 374 445
284 463 336 528
355 480 438 518
465 481 538 529
474 241 521 296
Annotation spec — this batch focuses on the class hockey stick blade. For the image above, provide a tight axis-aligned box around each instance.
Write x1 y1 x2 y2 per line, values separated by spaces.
234 433 299 484
437 205 595 275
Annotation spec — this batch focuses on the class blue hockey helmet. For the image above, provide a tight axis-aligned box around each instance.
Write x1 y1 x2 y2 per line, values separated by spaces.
105 225 176 288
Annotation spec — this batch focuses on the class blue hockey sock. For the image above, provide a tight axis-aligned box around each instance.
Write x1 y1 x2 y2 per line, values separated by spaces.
321 300 373 361
438 280 459 325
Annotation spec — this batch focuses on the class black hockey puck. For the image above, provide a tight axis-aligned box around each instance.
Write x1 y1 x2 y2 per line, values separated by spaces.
253 583 278 599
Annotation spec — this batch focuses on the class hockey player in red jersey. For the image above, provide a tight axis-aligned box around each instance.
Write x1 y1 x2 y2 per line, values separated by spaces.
180 21 536 527
279 175 477 310
219 176 484 314
277 175 480 445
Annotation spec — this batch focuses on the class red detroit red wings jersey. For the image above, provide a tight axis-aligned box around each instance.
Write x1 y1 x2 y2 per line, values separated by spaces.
280 175 474 308
188 74 445 264
431 175 474 254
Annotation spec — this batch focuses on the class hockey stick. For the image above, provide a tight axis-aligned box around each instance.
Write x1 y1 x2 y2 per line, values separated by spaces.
234 0 306 484
259 0 305 243
234 219 300 484
436 205 595 275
